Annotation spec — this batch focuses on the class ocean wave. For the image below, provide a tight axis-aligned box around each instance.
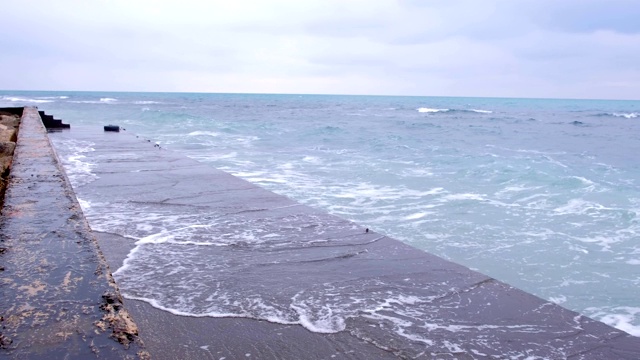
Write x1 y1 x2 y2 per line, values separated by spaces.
134 100 162 104
595 112 638 119
38 95 69 99
417 107 450 113
1 96 54 103
54 139 99 187
417 107 493 114
68 97 119 104
613 112 638 119
585 306 640 336
188 130 220 137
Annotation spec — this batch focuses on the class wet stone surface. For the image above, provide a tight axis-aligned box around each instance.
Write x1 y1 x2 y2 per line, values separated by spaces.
0 108 146 359
47 124 640 359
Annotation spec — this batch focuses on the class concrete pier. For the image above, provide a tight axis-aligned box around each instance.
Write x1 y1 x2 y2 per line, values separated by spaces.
0 108 145 359
47 122 640 359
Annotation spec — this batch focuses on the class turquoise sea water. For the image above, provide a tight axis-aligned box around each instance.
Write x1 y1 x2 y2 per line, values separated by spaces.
2 91 639 336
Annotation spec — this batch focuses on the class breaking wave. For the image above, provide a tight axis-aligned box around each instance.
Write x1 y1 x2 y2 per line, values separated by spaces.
417 107 493 114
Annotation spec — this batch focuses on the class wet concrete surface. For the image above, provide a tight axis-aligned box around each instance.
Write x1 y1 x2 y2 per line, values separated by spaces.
0 108 146 359
45 124 640 359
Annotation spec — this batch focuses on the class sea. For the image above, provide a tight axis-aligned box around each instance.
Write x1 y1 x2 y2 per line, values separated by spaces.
2 91 639 337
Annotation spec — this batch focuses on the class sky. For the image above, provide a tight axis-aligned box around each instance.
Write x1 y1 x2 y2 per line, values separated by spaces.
1 0 639 99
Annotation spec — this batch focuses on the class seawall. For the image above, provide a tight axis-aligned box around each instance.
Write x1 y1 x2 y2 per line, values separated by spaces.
0 108 146 359
2 107 640 359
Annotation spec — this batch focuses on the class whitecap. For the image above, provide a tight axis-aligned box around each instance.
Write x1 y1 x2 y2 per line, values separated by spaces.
1 96 54 103
100 97 117 103
586 306 640 336
548 295 567 304
553 199 609 215
405 212 428 220
302 156 321 164
417 107 449 113
77 198 92 211
37 95 69 100
188 131 220 137
612 112 638 119
440 193 485 201
247 177 287 184
470 109 493 114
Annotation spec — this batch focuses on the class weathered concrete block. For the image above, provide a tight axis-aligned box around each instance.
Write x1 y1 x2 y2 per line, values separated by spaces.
0 127 17 143
0 114 20 128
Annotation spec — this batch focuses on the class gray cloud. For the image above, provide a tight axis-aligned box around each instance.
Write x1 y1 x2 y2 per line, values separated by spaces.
1 0 638 99
525 0 640 34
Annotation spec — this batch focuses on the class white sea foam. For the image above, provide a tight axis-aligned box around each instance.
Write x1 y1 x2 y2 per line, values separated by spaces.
440 193 485 202
233 171 265 177
302 156 322 164
495 185 542 197
1 96 54 103
548 295 567 304
416 107 491 114
134 100 161 104
586 306 640 336
77 198 92 211
247 177 288 184
570 176 598 192
59 140 98 187
612 112 638 119
69 98 117 104
400 167 434 177
553 199 609 216
405 212 428 220
188 130 220 137
37 95 69 99
417 107 449 113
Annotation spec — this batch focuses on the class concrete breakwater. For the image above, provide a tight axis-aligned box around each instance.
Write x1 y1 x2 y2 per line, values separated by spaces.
0 108 146 359
49 116 640 359
2 107 640 359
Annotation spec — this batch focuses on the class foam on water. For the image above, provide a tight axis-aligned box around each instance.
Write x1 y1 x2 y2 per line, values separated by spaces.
0 95 54 103
417 107 449 113
134 100 162 104
585 307 640 336
417 107 493 114
612 112 638 119
58 139 98 187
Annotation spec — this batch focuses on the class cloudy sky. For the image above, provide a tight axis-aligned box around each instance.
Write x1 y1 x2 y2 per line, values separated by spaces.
2 0 639 99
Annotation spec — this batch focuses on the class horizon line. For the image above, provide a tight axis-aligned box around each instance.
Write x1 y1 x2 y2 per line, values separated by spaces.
1 89 639 102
